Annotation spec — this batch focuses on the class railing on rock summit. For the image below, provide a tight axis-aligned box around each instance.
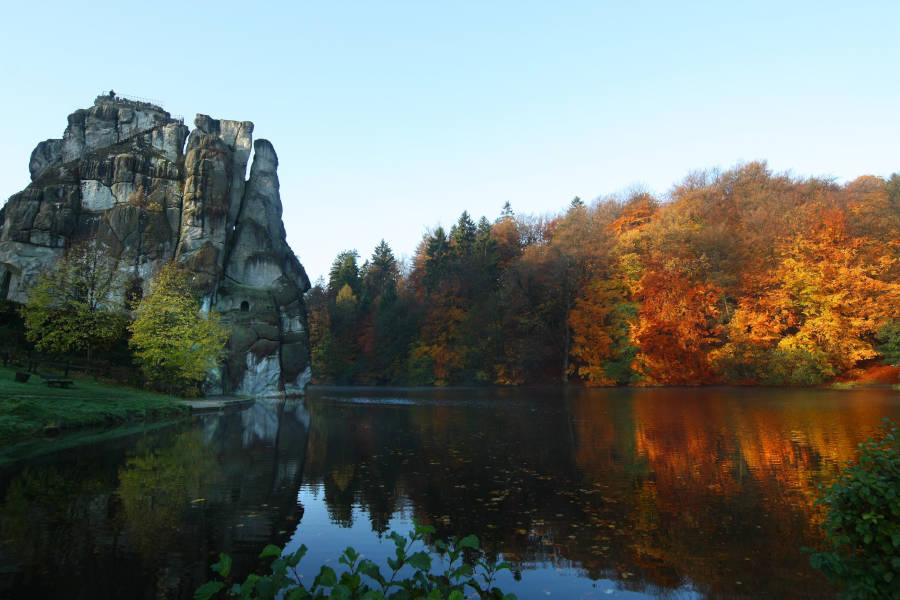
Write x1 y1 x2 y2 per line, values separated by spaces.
95 90 184 123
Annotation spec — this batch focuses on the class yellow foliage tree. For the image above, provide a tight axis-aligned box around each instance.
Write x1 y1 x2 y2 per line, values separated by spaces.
128 263 229 395
568 278 630 385
717 211 900 381
22 240 126 365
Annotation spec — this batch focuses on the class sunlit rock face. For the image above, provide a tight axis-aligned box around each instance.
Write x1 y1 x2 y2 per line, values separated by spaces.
0 95 311 396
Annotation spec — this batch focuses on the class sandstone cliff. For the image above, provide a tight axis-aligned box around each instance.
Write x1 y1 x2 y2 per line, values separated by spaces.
0 95 311 396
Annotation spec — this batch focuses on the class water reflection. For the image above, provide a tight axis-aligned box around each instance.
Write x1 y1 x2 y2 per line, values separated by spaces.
300 387 900 599
0 387 897 600
0 399 309 600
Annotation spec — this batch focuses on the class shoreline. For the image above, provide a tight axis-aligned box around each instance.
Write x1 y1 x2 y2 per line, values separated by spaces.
0 365 188 446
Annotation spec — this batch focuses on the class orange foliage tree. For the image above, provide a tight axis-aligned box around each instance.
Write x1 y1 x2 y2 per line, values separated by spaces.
716 210 900 384
308 166 900 387
568 277 635 385
631 268 724 385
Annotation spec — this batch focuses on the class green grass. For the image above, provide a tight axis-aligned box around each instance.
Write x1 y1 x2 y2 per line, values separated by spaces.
829 382 856 389
0 365 188 444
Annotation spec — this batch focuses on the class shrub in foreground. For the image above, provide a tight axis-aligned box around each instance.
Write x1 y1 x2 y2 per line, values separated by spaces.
809 420 900 599
196 523 516 600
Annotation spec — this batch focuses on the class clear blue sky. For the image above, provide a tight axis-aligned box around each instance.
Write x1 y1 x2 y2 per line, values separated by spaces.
2 1 898 282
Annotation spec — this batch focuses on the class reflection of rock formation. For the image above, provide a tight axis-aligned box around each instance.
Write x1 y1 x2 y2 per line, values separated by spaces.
0 400 310 600
4 389 894 600
202 399 310 448
191 400 310 574
0 96 310 396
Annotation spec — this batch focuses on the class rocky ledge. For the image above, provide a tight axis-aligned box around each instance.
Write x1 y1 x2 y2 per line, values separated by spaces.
0 95 311 396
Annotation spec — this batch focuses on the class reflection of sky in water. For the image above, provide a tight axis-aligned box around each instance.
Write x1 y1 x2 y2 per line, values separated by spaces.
299 387 900 599
319 391 563 413
3 387 898 599
287 485 701 600
326 396 422 406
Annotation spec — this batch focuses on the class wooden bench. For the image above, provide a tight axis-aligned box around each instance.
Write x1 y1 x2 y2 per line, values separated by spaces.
40 374 74 389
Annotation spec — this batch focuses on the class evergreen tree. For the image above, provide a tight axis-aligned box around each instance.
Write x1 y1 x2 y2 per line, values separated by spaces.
362 240 399 300
423 228 450 290
450 211 477 252
328 250 360 297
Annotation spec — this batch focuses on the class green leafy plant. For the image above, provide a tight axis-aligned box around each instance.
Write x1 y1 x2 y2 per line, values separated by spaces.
22 240 127 365
876 321 900 366
129 262 229 396
195 522 516 600
809 420 900 599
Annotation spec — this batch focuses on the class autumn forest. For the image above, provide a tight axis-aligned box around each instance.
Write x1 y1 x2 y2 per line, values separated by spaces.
308 162 900 387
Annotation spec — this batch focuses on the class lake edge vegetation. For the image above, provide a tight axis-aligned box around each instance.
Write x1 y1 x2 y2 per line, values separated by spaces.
0 254 221 443
0 364 187 444
1 253 229 398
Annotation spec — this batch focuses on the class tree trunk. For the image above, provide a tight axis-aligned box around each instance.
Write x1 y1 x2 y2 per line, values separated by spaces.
561 268 573 385
88 341 97 380
562 317 570 384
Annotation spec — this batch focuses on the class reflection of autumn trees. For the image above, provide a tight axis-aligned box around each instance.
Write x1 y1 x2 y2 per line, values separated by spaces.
117 430 221 557
310 163 900 386
0 465 108 574
0 403 310 600
573 389 895 598
303 390 581 545
304 389 900 598
0 442 178 597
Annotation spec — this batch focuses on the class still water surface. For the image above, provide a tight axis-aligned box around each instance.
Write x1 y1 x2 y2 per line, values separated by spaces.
1 386 898 599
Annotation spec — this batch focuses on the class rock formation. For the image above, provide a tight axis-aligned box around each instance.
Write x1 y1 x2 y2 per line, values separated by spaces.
0 95 311 396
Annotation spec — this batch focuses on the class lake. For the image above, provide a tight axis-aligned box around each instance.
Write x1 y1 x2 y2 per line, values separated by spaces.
1 386 898 599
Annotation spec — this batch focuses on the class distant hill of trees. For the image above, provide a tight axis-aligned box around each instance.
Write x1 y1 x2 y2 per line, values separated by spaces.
307 162 900 386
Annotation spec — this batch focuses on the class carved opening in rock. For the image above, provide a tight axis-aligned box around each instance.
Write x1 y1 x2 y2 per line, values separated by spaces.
0 271 10 300
240 300 250 312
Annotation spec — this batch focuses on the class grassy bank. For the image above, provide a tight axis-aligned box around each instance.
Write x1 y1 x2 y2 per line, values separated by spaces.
0 365 188 444
831 364 900 389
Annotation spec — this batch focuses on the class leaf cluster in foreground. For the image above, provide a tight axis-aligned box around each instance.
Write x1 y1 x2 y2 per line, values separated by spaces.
810 419 900 599
196 523 516 600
